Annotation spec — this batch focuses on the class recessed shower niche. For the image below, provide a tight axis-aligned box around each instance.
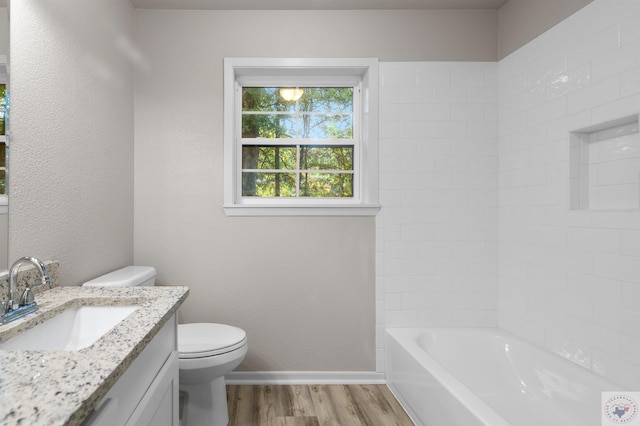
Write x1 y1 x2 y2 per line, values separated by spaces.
570 115 640 210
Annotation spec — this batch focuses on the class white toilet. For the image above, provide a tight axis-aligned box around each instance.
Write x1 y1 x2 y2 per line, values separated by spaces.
83 266 248 426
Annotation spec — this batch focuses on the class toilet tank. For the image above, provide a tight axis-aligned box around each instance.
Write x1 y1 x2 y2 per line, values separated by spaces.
82 266 157 287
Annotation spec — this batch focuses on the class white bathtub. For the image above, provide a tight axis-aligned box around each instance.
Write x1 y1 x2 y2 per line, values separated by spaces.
386 328 625 426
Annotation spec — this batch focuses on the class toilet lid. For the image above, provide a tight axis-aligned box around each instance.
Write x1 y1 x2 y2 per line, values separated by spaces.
82 266 156 287
178 323 247 358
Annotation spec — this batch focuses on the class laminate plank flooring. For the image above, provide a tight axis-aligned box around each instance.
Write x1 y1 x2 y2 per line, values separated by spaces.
227 384 415 426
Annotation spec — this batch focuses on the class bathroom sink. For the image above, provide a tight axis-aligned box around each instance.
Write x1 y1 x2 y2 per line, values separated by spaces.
0 305 138 351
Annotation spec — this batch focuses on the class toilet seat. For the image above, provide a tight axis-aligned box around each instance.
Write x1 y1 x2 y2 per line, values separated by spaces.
178 323 247 359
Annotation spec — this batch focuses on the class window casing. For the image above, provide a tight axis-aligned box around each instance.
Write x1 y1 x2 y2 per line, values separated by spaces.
241 85 358 200
223 58 380 216
0 56 8 214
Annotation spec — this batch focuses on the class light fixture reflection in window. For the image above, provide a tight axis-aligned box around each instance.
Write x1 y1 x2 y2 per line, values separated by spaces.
279 88 304 102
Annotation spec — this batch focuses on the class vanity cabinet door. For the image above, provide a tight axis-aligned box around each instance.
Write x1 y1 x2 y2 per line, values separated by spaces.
82 398 119 426
126 351 179 426
83 315 178 426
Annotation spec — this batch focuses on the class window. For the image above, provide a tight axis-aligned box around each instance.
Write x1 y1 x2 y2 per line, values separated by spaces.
224 58 380 216
0 82 6 195
0 56 7 213
242 87 355 199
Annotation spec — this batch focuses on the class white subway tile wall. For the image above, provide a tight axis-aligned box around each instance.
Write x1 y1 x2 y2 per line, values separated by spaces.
586 122 640 210
499 0 640 389
377 61 499 371
377 0 640 386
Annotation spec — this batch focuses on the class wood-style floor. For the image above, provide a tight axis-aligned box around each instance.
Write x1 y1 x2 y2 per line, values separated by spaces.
226 384 415 426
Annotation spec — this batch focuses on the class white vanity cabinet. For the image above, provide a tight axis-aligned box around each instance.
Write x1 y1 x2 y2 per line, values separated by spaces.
83 315 179 426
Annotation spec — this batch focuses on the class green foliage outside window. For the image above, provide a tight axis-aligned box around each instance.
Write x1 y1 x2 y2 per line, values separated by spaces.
241 87 355 198
0 84 5 135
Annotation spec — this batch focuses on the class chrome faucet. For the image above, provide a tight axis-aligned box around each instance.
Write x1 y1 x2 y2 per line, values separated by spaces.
1 257 51 324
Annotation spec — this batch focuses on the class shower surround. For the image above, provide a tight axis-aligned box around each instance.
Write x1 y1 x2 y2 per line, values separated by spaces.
378 61 499 371
379 0 640 390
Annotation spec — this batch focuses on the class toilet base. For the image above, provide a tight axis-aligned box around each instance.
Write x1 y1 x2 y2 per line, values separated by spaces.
179 376 228 426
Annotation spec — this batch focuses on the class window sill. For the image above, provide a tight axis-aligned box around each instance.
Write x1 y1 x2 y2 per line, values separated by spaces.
223 204 381 217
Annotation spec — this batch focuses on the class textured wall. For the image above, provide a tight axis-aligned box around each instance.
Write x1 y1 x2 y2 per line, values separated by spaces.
7 0 622 377
0 7 7 56
9 0 135 285
133 10 395 372
499 0 640 388
133 7 498 373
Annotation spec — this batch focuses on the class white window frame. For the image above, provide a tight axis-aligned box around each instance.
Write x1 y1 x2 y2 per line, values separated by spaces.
0 55 7 214
223 58 380 217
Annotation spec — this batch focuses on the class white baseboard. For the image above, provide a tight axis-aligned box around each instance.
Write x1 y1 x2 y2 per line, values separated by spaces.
225 371 386 385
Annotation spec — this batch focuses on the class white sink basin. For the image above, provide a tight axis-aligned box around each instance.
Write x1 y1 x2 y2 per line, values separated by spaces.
0 305 138 351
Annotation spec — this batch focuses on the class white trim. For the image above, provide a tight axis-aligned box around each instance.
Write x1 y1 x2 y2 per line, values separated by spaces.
223 57 379 217
224 371 386 385
223 203 380 217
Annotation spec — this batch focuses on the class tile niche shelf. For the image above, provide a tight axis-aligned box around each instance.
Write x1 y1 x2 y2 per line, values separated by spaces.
570 115 640 211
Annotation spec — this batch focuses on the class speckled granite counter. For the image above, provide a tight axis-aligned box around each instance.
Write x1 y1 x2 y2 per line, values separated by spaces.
0 285 189 425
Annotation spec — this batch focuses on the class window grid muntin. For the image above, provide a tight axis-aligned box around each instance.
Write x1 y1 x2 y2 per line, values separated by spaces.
236 83 361 202
240 144 356 198
241 86 354 140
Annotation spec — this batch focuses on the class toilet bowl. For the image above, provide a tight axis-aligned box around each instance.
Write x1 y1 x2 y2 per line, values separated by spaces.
83 266 248 426
178 323 247 426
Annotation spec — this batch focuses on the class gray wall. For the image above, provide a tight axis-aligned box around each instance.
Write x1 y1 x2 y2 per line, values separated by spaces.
498 0 594 58
9 0 135 285
133 9 499 372
0 7 7 55
7 0 597 373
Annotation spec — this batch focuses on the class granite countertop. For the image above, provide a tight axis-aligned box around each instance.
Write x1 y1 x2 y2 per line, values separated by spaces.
0 285 189 425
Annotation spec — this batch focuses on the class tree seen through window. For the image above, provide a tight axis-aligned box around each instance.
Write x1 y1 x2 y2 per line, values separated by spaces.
241 87 355 198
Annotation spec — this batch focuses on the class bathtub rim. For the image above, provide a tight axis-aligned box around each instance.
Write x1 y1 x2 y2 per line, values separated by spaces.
386 327 630 426
386 327 511 426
